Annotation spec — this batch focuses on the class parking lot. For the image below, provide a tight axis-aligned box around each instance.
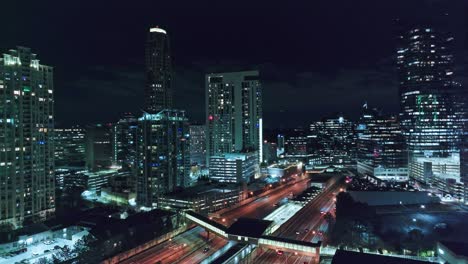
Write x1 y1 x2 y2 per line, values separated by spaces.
0 237 76 264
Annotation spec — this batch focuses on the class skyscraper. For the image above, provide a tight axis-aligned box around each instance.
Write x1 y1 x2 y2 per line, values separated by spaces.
0 47 55 228
85 124 112 172
356 106 408 181
397 27 461 183
189 124 206 167
54 127 86 167
112 113 138 172
144 27 172 113
205 71 262 164
136 110 190 208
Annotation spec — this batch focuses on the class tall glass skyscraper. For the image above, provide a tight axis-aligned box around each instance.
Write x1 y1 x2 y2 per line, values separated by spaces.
54 127 86 167
205 71 262 165
189 124 206 167
112 113 138 172
397 27 462 184
0 47 55 228
144 27 172 113
356 106 408 181
136 110 190 208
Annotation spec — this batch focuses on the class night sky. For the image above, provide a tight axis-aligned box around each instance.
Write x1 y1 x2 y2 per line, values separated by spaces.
1 0 467 128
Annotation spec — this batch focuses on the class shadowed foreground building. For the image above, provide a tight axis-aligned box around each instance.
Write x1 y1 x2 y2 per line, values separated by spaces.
0 47 55 228
136 110 190 208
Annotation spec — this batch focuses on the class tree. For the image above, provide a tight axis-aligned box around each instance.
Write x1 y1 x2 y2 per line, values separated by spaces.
404 228 424 255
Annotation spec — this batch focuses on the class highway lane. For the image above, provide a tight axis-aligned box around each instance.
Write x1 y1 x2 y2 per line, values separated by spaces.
254 180 345 264
120 226 213 264
217 176 311 226
120 176 311 264
178 235 227 264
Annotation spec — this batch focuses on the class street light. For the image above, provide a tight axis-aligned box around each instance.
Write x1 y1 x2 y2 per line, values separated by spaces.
420 205 425 209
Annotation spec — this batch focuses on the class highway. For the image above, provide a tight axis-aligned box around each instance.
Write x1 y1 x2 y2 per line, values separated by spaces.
216 175 312 226
120 175 311 264
253 178 345 264
120 226 226 264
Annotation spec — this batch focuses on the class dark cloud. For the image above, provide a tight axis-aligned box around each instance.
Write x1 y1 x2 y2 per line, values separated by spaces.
1 0 467 128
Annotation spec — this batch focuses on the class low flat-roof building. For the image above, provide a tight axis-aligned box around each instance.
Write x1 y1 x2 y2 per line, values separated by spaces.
332 249 433 263
158 184 243 213
437 241 468 264
209 152 259 183
348 191 440 206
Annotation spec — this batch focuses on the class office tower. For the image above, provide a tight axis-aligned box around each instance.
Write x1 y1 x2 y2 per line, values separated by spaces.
54 127 86 167
308 115 356 167
189 124 206 167
209 152 258 183
0 47 55 228
136 110 190 208
112 113 138 172
356 106 408 181
144 27 172 113
263 141 278 164
205 71 262 164
397 27 461 184
277 134 285 157
285 130 308 158
85 124 112 172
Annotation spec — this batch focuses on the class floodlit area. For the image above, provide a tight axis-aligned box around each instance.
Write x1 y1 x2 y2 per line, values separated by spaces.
264 203 303 233
0 235 81 264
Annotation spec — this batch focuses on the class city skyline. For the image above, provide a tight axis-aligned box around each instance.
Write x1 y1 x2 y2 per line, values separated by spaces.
0 2 467 264
1 0 466 128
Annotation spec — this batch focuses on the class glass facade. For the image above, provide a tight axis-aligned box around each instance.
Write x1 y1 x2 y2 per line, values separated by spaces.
209 152 258 183
189 124 206 166
397 28 462 183
356 107 408 181
112 113 138 172
54 127 85 167
136 109 190 207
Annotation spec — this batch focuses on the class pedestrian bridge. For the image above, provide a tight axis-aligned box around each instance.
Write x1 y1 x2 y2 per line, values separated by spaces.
183 211 321 256
185 211 228 238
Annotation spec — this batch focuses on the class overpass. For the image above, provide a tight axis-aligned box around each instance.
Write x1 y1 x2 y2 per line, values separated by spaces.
183 211 321 257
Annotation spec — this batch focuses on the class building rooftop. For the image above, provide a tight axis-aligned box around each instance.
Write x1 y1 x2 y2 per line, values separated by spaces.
226 218 273 238
332 250 434 264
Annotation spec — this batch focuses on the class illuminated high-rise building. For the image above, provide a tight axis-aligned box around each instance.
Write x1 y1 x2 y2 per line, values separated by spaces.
205 71 262 164
356 106 408 181
85 124 112 172
189 124 206 167
112 113 138 172
54 127 86 167
144 27 172 113
397 27 462 183
0 47 55 228
136 110 190 207
277 134 285 157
